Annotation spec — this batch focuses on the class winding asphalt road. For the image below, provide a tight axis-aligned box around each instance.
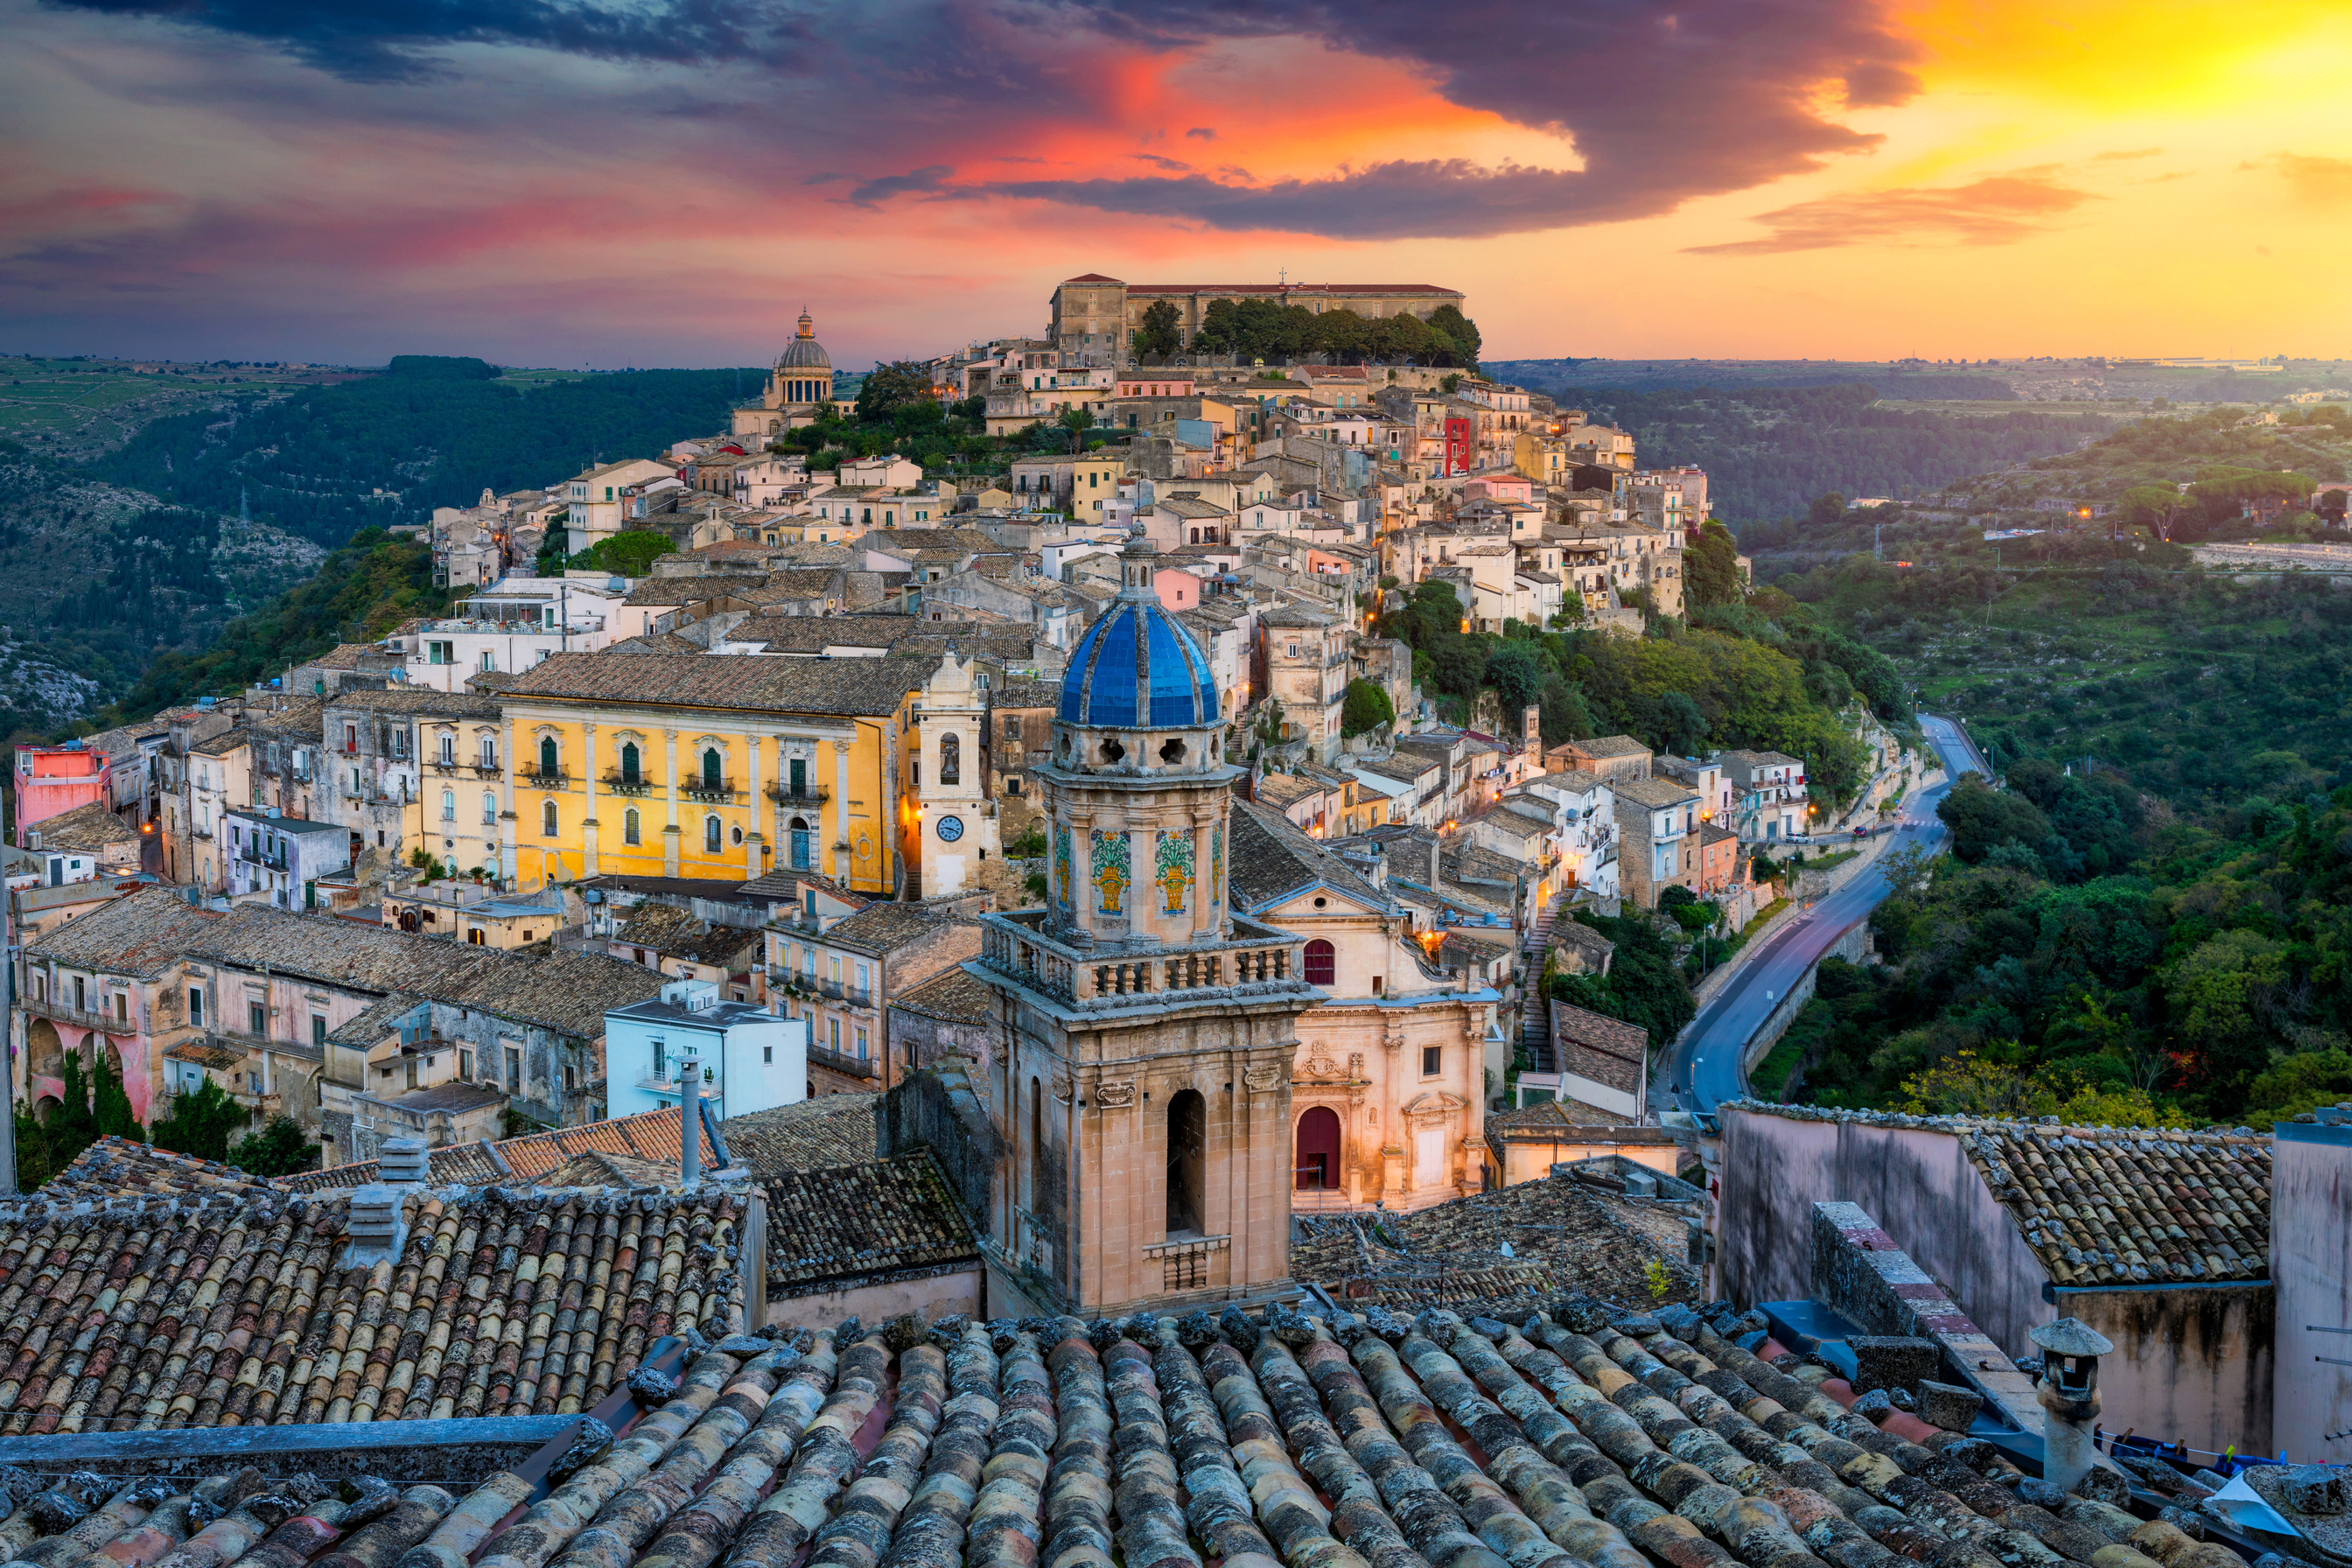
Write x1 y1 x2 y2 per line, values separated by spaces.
1662 715 1986 1116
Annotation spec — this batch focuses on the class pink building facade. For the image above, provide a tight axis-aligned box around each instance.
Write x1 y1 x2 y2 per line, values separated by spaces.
12 745 109 843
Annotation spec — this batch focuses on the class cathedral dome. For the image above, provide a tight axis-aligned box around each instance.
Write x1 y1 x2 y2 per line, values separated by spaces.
774 309 831 372
1058 562 1219 729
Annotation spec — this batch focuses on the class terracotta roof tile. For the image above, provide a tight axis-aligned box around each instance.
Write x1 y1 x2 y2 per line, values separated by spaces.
495 650 923 715
1730 1100 2273 1285
1292 1170 1696 1307
1551 1001 1647 1094
43 1135 277 1201
760 1151 976 1296
21 885 226 979
0 1183 742 1431
888 964 992 1026
0 1222 2135 1568
722 1094 878 1180
20 802 139 854
279 1107 718 1193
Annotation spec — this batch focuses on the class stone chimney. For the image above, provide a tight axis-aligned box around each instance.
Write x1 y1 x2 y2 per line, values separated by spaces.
378 1137 430 1185
344 1184 408 1269
2030 1316 2114 1493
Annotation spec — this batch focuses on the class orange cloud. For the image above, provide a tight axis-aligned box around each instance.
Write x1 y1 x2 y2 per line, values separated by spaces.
1687 172 2096 255
2258 153 2352 207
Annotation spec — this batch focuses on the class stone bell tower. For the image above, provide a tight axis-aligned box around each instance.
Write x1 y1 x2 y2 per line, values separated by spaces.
969 534 1318 1317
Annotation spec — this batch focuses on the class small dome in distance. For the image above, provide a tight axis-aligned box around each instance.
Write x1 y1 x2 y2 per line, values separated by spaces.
774 309 831 373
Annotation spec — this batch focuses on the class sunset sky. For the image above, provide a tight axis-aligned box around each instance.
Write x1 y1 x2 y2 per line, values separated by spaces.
3 0 2348 368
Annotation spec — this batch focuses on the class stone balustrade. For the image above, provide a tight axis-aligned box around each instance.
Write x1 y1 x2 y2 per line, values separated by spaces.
979 910 1301 1006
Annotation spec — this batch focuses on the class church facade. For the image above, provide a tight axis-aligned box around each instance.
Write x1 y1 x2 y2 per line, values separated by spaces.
964 534 1492 1319
970 536 1320 1316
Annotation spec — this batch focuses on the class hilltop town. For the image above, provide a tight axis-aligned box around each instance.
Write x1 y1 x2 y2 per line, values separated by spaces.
4 274 2346 1517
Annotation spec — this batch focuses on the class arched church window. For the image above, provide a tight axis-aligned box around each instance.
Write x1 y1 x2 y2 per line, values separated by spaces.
1166 1089 1206 1236
1028 1077 1045 1213
1303 939 1336 987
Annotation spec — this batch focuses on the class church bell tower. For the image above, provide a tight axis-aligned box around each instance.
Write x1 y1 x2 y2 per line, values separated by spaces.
970 534 1318 1316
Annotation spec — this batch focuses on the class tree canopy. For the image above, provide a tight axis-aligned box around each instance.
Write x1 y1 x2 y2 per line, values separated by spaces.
1188 300 1480 366
1134 300 1182 360
1340 678 1395 738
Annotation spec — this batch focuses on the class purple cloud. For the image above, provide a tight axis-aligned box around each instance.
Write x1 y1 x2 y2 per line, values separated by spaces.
845 165 956 207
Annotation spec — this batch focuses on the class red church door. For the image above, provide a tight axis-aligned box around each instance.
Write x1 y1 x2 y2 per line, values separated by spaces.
1294 1105 1342 1191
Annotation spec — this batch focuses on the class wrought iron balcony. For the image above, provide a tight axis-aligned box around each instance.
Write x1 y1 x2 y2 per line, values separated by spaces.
808 1045 878 1081
601 774 655 796
764 781 830 805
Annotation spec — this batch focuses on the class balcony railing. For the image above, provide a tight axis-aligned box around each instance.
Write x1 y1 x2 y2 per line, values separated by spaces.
473 762 502 778
601 774 654 796
681 778 735 805
976 911 1303 1007
764 781 831 805
521 768 568 789
21 996 127 1032
638 1067 717 1095
809 1045 878 1081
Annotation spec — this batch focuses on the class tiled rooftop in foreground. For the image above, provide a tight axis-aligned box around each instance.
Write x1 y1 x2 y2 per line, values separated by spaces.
0 1180 744 1431
0 1293 2244 1568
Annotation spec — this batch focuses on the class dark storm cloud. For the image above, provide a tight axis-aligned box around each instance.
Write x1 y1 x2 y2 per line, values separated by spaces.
41 0 1923 238
1023 0 1923 234
42 0 796 80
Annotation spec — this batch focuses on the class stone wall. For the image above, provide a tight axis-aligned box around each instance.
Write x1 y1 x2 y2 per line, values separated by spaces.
1809 1200 2042 1434
1724 1111 2274 1458
2272 1121 2352 1461
878 1058 999 1235
2063 1283 2273 1459
1717 1107 2054 1364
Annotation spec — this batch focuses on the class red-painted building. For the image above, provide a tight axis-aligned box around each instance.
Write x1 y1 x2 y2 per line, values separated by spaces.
1444 416 1474 477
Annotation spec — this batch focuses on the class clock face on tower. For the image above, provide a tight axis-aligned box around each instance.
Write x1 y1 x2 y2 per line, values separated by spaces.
935 815 964 843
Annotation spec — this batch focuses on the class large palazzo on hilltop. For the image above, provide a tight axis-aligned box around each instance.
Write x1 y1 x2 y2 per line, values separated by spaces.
967 534 1495 1320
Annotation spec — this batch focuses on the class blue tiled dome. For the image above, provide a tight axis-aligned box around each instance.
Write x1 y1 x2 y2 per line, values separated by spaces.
1059 598 1220 728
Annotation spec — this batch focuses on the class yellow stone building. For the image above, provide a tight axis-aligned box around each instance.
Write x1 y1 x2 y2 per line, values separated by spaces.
491 652 927 896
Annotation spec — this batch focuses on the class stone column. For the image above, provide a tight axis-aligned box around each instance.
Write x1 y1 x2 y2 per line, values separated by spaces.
743 729 765 878
499 715 519 886
831 738 852 882
1191 807 1213 943
580 722 600 877
1381 1023 1405 1198
662 728 681 878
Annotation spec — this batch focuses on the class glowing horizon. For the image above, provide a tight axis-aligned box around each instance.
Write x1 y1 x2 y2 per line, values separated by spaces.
1 0 2346 368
